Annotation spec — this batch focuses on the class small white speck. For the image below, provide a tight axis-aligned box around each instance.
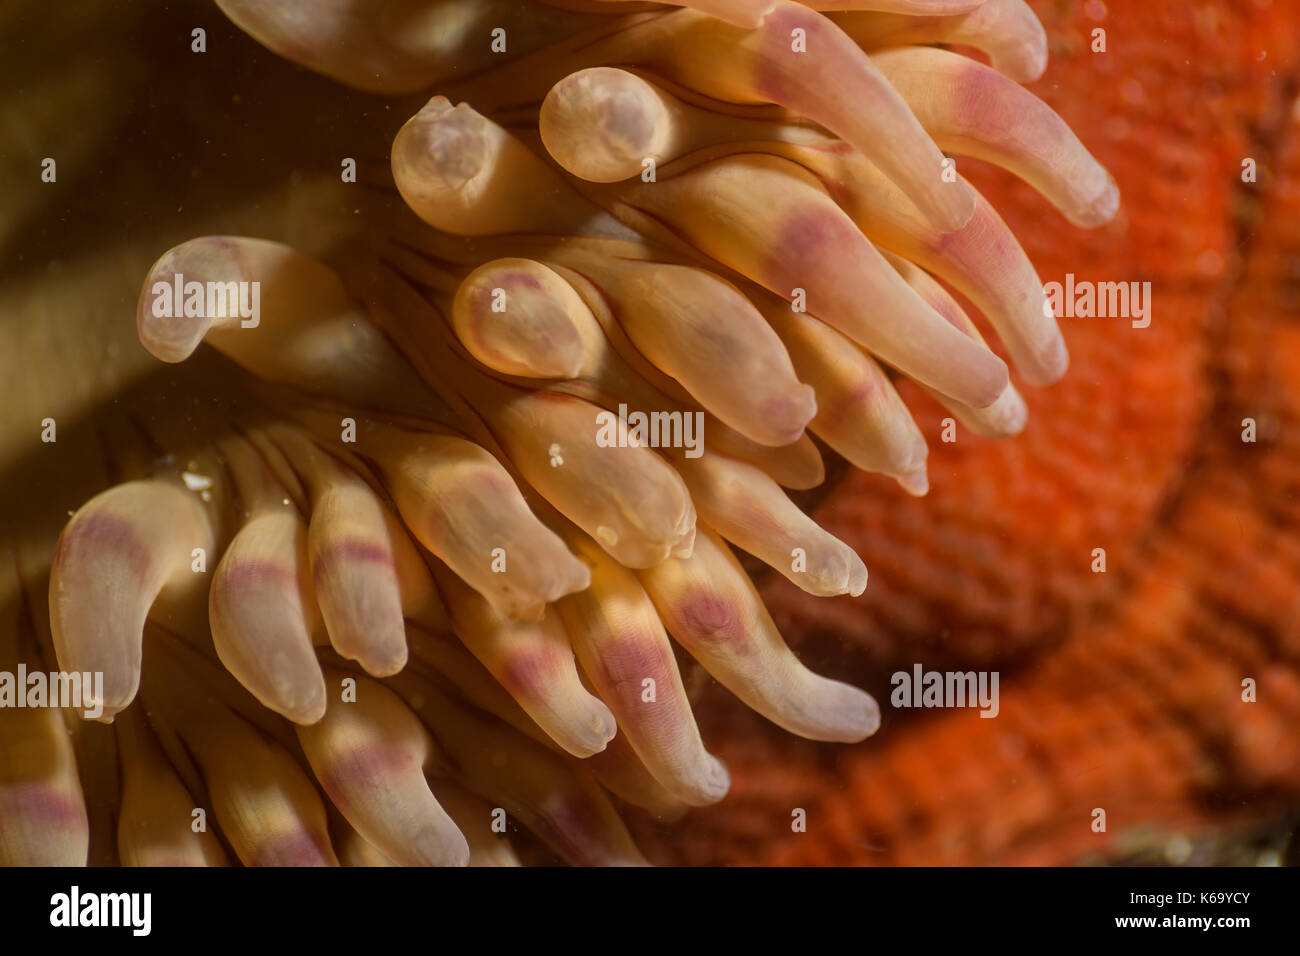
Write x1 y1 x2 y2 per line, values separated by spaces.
182 471 212 491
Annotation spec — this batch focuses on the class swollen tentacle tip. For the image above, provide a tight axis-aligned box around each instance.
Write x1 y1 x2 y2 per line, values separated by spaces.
512 553 591 619
552 558 593 602
392 96 500 234
279 687 329 727
815 684 882 744
359 645 408 679
1070 169 1122 229
411 826 471 868
1020 329 1070 387
136 239 242 362
580 704 620 757
896 467 929 497
403 96 482 191
1001 14 1050 83
689 754 731 806
1014 43 1049 85
452 258 589 378
894 460 935 496
846 553 868 598
541 68 671 183
991 384 1029 437
760 385 818 446
50 481 213 722
816 546 870 598
846 690 882 743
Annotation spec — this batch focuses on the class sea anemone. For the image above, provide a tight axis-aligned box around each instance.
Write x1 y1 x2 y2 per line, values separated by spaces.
2 0 1116 866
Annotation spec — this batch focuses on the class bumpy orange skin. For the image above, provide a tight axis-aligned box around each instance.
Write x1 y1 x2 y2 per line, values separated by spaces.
637 0 1300 866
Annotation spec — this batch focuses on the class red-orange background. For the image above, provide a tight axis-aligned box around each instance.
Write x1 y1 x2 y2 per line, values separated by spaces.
641 0 1300 865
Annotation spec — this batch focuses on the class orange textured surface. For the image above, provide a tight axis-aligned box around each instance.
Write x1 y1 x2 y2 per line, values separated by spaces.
637 0 1300 865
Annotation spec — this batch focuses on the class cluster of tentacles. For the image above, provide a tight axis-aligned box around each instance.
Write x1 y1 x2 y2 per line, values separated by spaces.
4 0 1118 866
